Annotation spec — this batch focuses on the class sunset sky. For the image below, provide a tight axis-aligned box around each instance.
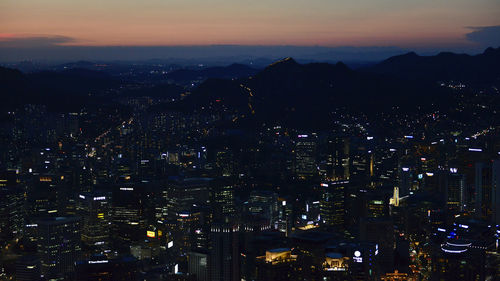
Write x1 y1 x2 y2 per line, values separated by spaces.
1 0 499 62
1 0 499 47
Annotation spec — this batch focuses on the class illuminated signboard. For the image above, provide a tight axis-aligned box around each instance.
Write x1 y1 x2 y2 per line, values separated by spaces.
147 231 156 238
353 250 362 263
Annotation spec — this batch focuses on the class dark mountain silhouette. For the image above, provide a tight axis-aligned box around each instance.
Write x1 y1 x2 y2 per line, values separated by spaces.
367 47 500 85
166 63 259 84
28 68 118 94
181 57 452 128
0 67 119 111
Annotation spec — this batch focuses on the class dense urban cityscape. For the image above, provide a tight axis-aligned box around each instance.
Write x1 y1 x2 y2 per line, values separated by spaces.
0 46 499 281
1 0 500 279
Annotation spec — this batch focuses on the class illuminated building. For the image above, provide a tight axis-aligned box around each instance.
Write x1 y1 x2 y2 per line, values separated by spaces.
366 192 389 218
294 134 317 179
211 178 235 219
322 252 350 280
0 170 24 242
380 270 408 281
320 181 346 230
431 240 486 280
28 174 59 218
255 248 298 281
326 136 350 180
188 250 209 281
76 191 111 252
389 187 400 207
442 169 466 211
216 149 234 177
247 190 278 227
36 216 82 279
164 178 211 221
111 184 145 247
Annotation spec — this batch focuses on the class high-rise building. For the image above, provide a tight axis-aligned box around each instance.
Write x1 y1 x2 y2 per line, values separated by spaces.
443 168 466 211
15 256 41 281
398 167 411 198
188 250 209 281
37 216 82 279
112 184 145 248
76 191 112 252
359 217 394 273
492 159 500 225
294 134 317 179
326 136 350 180
475 162 492 219
211 179 235 220
320 181 347 230
0 170 24 243
209 222 240 281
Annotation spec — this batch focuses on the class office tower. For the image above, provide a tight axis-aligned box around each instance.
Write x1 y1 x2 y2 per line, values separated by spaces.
350 139 371 185
319 181 346 230
164 178 212 221
360 217 394 273
209 222 240 281
37 216 82 279
15 256 41 281
294 134 317 179
216 149 234 177
76 191 112 252
247 190 278 227
443 168 466 211
366 192 390 218
28 175 59 218
111 184 145 248
211 179 235 220
326 136 350 180
188 250 209 281
0 170 24 243
475 162 492 219
398 167 411 198
492 160 500 225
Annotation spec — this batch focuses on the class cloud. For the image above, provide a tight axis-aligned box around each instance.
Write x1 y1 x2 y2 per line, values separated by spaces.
0 34 75 48
465 25 500 47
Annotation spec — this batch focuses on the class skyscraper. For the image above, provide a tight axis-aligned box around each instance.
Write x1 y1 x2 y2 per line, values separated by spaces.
209 222 240 281
475 162 492 219
294 134 317 179
319 181 346 230
76 191 112 252
37 216 82 279
491 160 500 225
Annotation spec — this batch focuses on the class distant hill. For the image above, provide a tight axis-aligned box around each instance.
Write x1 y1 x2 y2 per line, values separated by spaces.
367 47 500 85
181 57 451 128
0 67 119 111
